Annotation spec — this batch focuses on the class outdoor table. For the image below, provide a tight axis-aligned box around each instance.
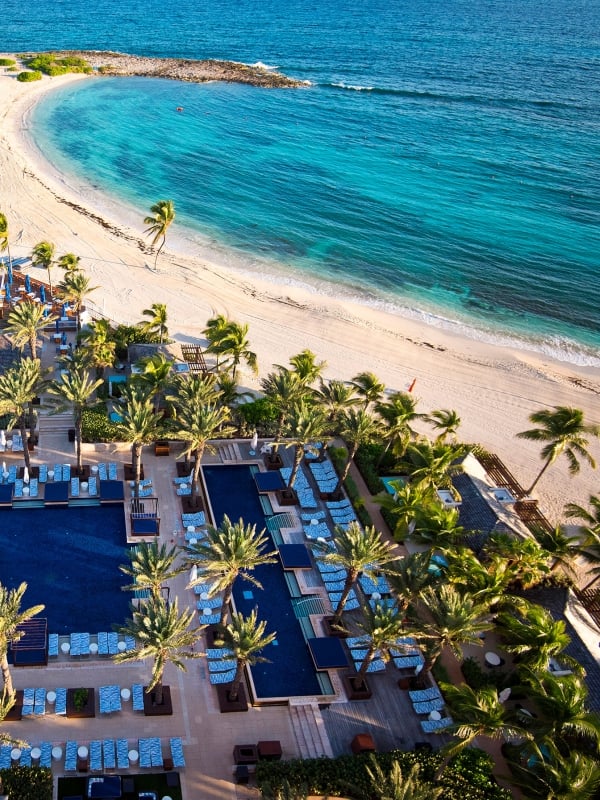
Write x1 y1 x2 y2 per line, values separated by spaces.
485 651 501 667
11 748 21 761
189 538 198 545
78 746 88 759
47 691 56 704
81 481 89 493
429 710 442 721
120 688 131 702
30 747 41 761
52 746 62 760
91 465 99 474
89 642 98 655
61 641 70 654
128 749 139 763
200 592 209 600
117 640 126 652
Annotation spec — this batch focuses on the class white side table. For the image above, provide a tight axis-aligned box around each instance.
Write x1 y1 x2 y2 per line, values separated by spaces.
128 749 139 763
46 690 56 705
120 688 131 702
60 642 70 655
52 746 63 760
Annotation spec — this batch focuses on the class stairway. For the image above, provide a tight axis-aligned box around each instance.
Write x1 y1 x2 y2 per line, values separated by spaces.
289 700 334 759
217 442 241 462
37 410 74 450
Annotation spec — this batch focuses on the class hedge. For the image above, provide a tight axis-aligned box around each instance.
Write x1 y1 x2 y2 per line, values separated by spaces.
0 766 53 800
81 407 121 442
17 70 42 82
0 58 16 66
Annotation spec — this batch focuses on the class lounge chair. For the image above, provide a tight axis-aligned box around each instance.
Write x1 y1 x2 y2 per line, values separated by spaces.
38 464 48 482
62 464 71 481
48 633 59 658
52 464 62 481
0 746 12 769
353 657 386 673
196 596 223 610
420 716 453 734
209 668 236 685
70 477 80 497
394 655 424 669
301 510 325 521
132 684 144 712
413 697 445 715
99 685 121 714
97 463 108 480
200 611 220 625
19 747 32 767
29 478 39 497
34 687 46 715
409 686 441 703
107 632 119 655
39 741 53 768
108 462 118 480
170 737 185 768
176 484 192 496
182 511 206 527
173 472 193 485
97 632 109 656
13 479 23 498
322 579 345 592
103 739 116 770
207 658 237 673
206 647 234 660
116 738 129 769
55 687 67 715
22 687 35 715
89 740 102 771
328 589 357 604
64 740 78 771
150 737 163 767
124 635 136 651
88 475 98 495
7 465 17 483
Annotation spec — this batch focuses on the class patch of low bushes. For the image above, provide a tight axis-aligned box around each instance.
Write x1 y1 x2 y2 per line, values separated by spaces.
461 656 515 692
255 747 511 800
17 70 42 82
24 53 92 75
81 407 121 442
0 57 16 66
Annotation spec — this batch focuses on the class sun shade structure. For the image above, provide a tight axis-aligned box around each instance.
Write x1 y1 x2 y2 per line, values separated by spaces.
254 471 285 492
307 637 349 670
278 544 312 570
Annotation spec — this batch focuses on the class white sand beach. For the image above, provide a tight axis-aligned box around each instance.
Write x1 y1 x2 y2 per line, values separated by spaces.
1 64 599 524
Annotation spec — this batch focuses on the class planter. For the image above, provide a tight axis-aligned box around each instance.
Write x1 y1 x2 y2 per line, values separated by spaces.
276 488 298 506
124 464 144 481
322 616 347 638
217 682 249 713
5 690 23 721
264 452 283 471
177 460 196 477
66 687 96 718
343 673 372 701
143 684 173 716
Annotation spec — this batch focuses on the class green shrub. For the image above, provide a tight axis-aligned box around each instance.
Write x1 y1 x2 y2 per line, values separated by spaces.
0 58 16 66
0 766 53 800
237 398 278 435
17 70 42 82
354 443 386 494
24 53 91 76
82 407 121 442
461 657 515 692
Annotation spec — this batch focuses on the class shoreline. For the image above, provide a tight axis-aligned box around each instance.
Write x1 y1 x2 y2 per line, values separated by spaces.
1 62 600 522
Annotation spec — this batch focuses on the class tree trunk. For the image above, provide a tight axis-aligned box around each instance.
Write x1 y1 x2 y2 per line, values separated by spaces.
229 663 244 702
288 445 303 488
29 334 37 361
220 584 233 628
356 645 376 686
333 571 356 626
153 677 163 706
191 445 203 507
526 455 554 496
1 654 14 698
20 417 31 469
133 441 142 496
75 408 82 474
334 443 357 496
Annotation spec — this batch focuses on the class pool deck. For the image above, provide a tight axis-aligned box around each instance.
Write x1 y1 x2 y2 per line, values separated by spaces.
1 363 456 800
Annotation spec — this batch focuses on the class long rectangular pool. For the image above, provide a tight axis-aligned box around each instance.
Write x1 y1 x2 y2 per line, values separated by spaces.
203 464 325 700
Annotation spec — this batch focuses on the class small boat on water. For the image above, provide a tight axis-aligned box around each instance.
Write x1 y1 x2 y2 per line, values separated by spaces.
176 106 184 112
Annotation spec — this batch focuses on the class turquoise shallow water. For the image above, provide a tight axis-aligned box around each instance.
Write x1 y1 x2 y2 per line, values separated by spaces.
6 0 600 363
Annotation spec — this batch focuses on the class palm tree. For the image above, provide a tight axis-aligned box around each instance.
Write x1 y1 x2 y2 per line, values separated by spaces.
387 551 437 612
0 582 44 698
115 386 164 490
483 532 550 590
401 438 467 491
426 409 462 442
506 748 600 800
516 406 600 495
203 313 229 369
47 366 103 474
120 541 187 603
170 402 234 507
378 480 436 542
565 494 600 539
314 522 399 628
445 549 525 612
440 683 530 757
0 358 43 469
0 211 12 272
260 368 305 448
348 602 408 689
209 320 257 380
144 199 175 270
55 270 97 332
376 391 425 464
529 523 588 576
5 300 57 360
409 584 491 677
362 758 443 800
277 399 329 488
133 352 173 413
56 252 80 272
496 604 581 674
115 595 202 706
351 370 386 410
410 504 466 548
187 515 277 627
334 408 383 495
314 378 358 431
78 317 116 378
141 302 168 343
165 372 222 470
31 240 55 291
287 349 326 387
219 609 276 702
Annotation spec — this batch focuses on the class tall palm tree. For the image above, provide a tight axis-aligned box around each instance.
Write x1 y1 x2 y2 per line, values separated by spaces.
351 370 386 410
314 378 358 432
55 270 97 332
378 481 437 542
376 391 425 464
47 366 103 474
219 609 276 703
401 438 467 491
516 406 600 495
203 313 230 369
349 602 408 688
277 399 329 488
133 352 173 413
260 368 305 449
483 532 551 590
78 317 116 378
210 320 257 380
314 522 399 627
440 683 530 758
5 300 57 360
141 302 168 343
565 494 600 539
445 549 525 613
529 523 588 576
0 358 43 469
409 584 491 677
31 240 55 291
166 372 221 470
56 252 80 272
334 408 383 495
120 541 187 603
170 402 234 507
144 199 175 270
115 386 163 490
506 749 600 800
115 595 202 705
0 211 12 272
287 349 326 387
496 604 581 674
387 551 437 612
187 515 277 627
362 759 443 800
426 408 462 442
0 582 44 698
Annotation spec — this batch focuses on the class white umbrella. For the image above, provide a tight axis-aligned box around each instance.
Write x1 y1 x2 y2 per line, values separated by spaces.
250 430 258 452
23 466 29 484
189 565 198 584
0 431 5 447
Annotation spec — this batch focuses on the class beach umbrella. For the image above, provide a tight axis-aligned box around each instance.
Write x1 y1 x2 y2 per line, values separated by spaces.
189 565 198 584
39 285 46 303
0 431 5 447
250 430 258 453
24 274 31 293
23 466 29 485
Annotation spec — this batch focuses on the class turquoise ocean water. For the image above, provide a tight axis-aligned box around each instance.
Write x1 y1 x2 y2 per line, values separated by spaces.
4 0 600 364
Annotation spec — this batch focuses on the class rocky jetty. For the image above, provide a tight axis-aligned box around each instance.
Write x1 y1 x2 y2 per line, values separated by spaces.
45 51 308 88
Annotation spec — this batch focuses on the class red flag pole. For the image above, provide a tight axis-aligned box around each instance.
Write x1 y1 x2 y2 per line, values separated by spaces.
408 378 417 393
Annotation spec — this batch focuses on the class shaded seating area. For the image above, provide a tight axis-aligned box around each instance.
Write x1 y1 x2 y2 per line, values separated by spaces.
130 496 160 536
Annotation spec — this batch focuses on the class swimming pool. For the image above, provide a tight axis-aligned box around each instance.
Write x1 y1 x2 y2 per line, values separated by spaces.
203 464 324 699
0 505 131 634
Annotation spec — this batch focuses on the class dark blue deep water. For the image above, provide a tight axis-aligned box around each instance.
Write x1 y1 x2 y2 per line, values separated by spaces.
203 464 322 698
3 0 600 363
0 505 131 634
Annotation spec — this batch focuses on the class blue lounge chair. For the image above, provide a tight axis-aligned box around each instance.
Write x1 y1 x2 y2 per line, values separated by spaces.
205 647 234 660
88 475 98 495
353 656 386 673
55 687 67 715
108 462 118 480
394 654 424 669
63 464 71 481
116 738 129 769
29 478 39 497
173 472 193 485
150 737 163 767
196 596 223 610
14 479 23 498
64 740 78 771
99 685 121 714
208 659 237 673
199 611 220 624
34 687 46 715
409 686 441 703
19 747 32 767
70 477 80 497
138 738 152 768
103 739 116 770
48 633 59 658
98 463 108 480
210 668 236 685
22 687 35 715
182 511 206 526
0 746 11 769
170 737 185 768
89 740 102 771
124 635 136 651
132 684 144 712
39 742 52 768
413 697 445 715
97 631 109 656
420 716 454 734
52 464 62 481
176 484 192 496
38 464 48 482
107 632 119 655
7 465 17 483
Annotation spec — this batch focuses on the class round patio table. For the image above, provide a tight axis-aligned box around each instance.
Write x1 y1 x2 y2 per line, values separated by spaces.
30 747 41 761
128 749 139 763
120 688 131 702
47 691 56 704
61 641 70 654
11 748 21 761
89 642 98 655
117 640 126 652
52 746 62 760
203 608 213 616
429 710 441 721
78 746 88 759
485 651 501 667
200 592 209 600
81 481 89 493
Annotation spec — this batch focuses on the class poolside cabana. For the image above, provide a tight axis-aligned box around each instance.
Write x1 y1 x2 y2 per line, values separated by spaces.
130 497 160 536
100 481 125 504
11 618 48 666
